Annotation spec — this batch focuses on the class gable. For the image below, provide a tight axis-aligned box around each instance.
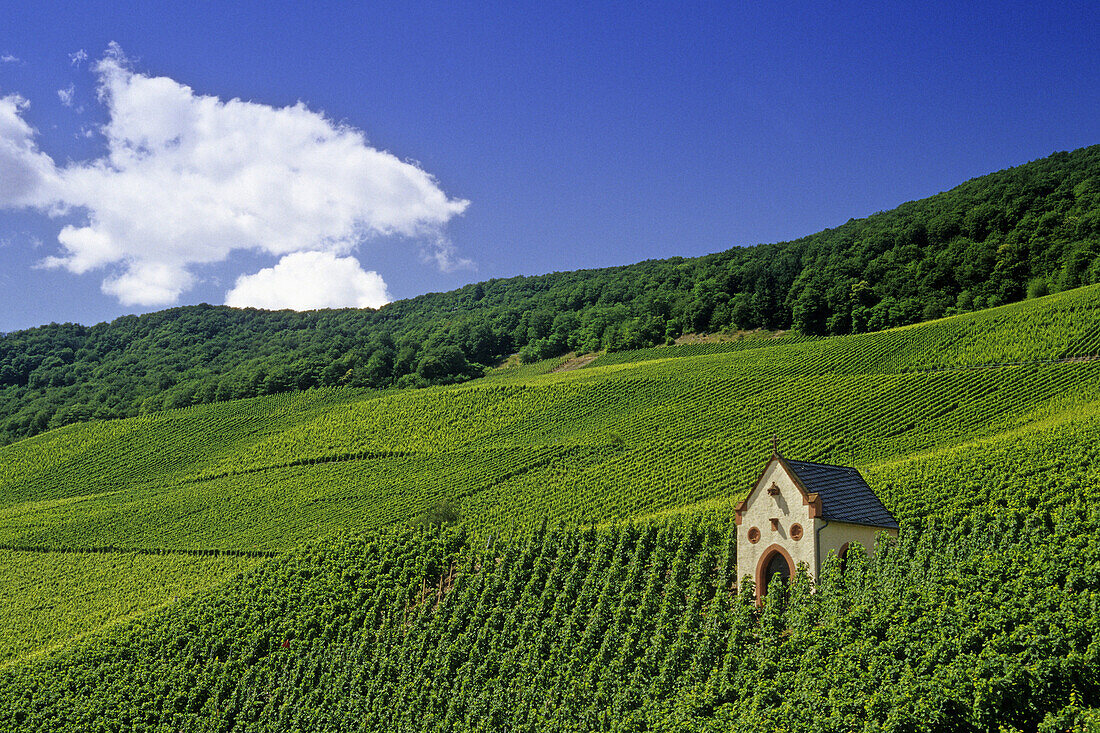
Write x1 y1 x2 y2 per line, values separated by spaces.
734 457 821 525
735 454 898 531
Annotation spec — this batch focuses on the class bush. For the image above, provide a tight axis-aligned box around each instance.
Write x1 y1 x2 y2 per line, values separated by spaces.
415 498 461 528
1027 276 1051 299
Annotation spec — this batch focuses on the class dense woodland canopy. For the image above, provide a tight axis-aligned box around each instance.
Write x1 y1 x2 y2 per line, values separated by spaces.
0 144 1097 446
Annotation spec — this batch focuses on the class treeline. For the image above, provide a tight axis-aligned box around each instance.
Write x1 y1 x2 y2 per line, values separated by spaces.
1 145 1098 445
1 508 1096 731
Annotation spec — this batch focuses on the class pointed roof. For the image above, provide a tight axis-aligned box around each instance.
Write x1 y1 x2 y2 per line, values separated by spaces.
780 457 899 529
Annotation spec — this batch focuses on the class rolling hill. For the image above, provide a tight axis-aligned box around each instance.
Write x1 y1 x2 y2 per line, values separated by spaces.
0 285 1097 559
0 284 1097 731
2 144 1098 449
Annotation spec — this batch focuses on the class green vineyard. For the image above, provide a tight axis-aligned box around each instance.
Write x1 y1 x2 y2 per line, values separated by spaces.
0 549 258 669
1 285 1098 555
587 331 820 367
0 284 1098 729
2 491 1096 731
591 283 1100 372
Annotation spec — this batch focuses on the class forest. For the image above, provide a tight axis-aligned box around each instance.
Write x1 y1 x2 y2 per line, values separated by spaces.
0 144 1097 447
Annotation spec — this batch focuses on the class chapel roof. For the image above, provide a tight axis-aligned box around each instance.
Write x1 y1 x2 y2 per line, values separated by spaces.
780 457 899 530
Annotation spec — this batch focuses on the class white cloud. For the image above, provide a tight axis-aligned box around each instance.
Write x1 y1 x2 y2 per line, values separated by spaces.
423 235 475 272
225 251 390 310
57 84 75 107
0 95 59 208
0 44 469 307
0 54 19 64
69 49 87 67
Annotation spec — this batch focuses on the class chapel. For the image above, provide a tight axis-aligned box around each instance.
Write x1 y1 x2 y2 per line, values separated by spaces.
734 446 898 599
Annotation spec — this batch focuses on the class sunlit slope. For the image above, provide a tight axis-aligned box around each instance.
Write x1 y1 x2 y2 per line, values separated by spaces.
4 408 1098 732
0 550 259 668
865 399 1100 519
0 388 371 510
1 285 1098 551
1 286 1099 705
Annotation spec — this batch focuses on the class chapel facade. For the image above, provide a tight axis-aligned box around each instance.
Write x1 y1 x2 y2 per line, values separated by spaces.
734 449 898 600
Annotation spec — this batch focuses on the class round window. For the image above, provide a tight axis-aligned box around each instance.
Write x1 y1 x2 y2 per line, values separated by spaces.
790 523 803 541
747 526 761 544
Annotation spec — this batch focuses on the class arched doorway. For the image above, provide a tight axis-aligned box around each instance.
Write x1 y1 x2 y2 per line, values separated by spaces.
755 545 794 601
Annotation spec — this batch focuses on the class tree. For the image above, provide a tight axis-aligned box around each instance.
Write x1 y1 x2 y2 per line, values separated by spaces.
791 283 828 336
416 345 473 383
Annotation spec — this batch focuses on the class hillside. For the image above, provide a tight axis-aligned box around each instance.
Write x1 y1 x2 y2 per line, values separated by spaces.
1 278 1099 730
0 284 1098 714
2 424 1098 729
1 145 1098 447
0 286 1096 558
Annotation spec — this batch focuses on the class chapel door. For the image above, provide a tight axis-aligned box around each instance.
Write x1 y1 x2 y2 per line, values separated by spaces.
758 549 792 598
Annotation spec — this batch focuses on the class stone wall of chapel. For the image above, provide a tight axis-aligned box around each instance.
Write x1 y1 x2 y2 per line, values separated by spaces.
736 460 817 590
818 521 897 568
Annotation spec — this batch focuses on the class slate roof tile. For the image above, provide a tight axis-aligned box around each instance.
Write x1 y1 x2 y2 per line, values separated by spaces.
783 458 899 529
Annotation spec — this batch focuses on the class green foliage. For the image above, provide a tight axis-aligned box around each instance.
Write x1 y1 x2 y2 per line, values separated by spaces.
596 283 1100 372
0 489 1096 731
1 280 1099 728
588 331 817 367
2 146 1099 445
1 287 1099 553
416 498 462 528
0 549 257 666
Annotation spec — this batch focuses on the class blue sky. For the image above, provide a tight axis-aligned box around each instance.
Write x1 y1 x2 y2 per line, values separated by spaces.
0 1 1097 332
